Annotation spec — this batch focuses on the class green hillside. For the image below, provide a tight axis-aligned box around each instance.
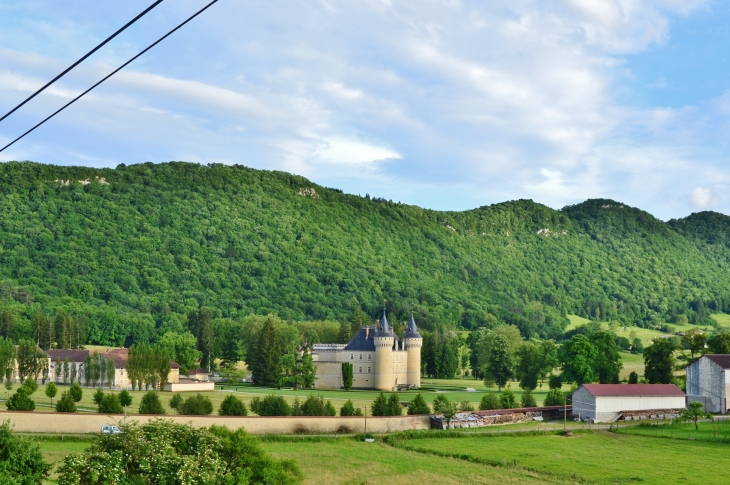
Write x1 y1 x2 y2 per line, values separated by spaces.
0 161 728 346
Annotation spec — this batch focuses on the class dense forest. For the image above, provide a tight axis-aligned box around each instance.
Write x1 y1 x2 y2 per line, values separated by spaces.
0 161 728 347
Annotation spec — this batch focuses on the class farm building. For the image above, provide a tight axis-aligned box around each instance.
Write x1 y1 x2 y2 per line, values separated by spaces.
571 384 685 423
686 354 730 413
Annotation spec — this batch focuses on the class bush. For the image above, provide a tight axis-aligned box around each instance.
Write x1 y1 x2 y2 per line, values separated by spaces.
219 395 248 416
407 394 431 415
431 394 450 414
628 371 639 384
6 387 35 411
179 394 214 415
479 392 499 410
500 388 517 409
92 388 105 406
169 393 183 412
138 391 166 415
69 382 83 403
250 395 291 416
119 390 132 408
22 378 38 395
543 388 564 406
340 399 363 416
371 391 402 416
520 389 537 408
55 391 77 413
300 395 336 416
0 420 51 483
459 399 474 412
98 393 123 414
57 420 302 485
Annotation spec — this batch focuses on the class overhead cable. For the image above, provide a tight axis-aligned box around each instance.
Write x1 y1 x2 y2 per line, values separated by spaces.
0 0 220 154
0 0 165 124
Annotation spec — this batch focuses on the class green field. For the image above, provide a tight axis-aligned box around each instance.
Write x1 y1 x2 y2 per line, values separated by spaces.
35 428 730 485
393 430 730 484
615 421 730 441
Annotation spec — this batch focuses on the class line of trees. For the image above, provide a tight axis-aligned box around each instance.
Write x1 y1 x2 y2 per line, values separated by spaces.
127 344 172 390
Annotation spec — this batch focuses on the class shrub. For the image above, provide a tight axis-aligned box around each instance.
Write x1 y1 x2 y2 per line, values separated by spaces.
219 395 248 416
300 395 336 416
22 378 38 395
119 390 132 408
179 394 214 415
459 399 474 412
432 394 450 414
479 392 499 410
98 393 123 414
387 393 402 416
372 391 402 416
138 391 166 415
520 389 537 408
69 382 83 403
342 362 353 391
407 393 430 415
543 388 564 407
500 388 517 409
58 420 302 484
92 388 105 406
628 371 639 384
6 387 35 411
291 397 303 416
340 399 363 416
169 393 183 412
0 420 51 483
55 391 77 413
250 395 291 416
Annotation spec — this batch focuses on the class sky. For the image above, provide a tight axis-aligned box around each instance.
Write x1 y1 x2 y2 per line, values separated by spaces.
0 0 729 220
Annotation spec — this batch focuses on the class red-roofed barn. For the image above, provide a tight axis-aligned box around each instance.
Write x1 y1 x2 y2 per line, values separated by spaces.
572 384 686 423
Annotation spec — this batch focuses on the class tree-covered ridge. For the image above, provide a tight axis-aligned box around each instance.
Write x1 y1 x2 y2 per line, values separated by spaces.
0 160 728 347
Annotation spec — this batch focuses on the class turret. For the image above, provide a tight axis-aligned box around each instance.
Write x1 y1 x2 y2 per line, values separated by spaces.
403 314 423 388
374 310 394 390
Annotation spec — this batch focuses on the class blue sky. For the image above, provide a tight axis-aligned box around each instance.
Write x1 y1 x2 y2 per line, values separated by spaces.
0 0 729 220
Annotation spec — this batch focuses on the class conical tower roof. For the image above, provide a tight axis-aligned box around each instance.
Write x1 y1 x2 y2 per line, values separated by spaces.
404 314 422 339
378 309 394 337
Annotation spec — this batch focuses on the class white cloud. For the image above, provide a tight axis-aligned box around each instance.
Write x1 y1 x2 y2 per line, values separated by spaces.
313 136 400 166
690 187 718 209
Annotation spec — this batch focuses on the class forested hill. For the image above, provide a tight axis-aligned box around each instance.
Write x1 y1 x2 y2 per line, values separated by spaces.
0 161 729 346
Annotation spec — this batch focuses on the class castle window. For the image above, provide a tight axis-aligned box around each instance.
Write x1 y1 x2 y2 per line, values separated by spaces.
359 353 362 360
367 366 371 373
358 366 363 373
350 354 353 360
402 365 406 373
368 354 372 361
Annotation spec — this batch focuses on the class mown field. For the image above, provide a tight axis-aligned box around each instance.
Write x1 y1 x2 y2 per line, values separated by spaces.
391 429 730 484
35 427 730 485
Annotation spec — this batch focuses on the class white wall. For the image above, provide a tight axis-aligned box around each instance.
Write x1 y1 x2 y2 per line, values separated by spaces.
596 396 685 414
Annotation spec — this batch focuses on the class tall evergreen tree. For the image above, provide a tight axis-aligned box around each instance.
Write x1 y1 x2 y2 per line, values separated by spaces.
249 318 282 387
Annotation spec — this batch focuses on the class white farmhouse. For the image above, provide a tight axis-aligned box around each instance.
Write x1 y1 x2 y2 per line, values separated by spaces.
572 384 686 423
686 354 730 413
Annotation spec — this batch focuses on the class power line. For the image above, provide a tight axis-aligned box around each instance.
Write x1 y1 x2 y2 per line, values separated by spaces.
0 0 165 124
0 0 220 154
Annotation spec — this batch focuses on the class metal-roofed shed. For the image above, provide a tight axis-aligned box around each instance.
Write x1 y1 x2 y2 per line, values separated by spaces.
572 384 686 423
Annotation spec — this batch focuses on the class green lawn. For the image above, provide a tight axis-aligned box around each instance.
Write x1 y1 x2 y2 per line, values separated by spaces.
616 421 730 441
36 438 91 484
395 430 730 484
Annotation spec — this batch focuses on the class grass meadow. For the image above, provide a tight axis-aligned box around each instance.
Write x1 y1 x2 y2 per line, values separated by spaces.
35 427 730 485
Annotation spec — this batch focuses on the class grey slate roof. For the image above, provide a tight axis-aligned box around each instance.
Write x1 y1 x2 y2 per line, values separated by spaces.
343 328 376 351
377 311 394 337
404 315 422 340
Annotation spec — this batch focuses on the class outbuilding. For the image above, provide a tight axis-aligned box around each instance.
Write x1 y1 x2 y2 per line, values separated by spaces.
686 354 730 413
571 384 686 422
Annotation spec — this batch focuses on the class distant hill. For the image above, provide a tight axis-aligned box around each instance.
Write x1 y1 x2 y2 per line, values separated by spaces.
0 161 728 346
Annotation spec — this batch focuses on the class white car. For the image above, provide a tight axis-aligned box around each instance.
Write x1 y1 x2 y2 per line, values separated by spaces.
101 424 121 434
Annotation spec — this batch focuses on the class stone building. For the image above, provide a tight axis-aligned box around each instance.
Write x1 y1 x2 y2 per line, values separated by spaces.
686 354 730 413
311 311 422 390
571 384 686 422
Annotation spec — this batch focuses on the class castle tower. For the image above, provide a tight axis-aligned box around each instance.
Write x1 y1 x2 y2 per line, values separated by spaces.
373 310 394 391
403 313 423 388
